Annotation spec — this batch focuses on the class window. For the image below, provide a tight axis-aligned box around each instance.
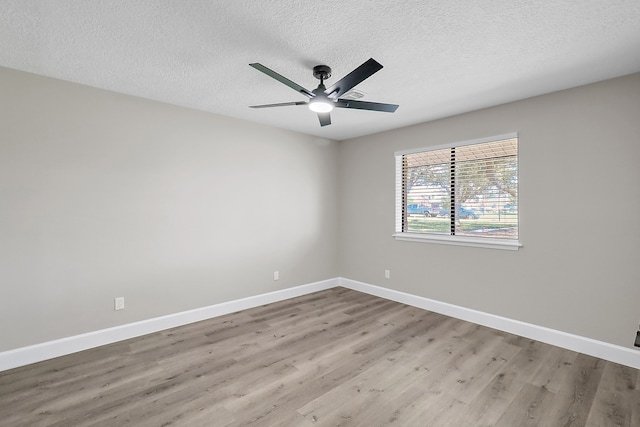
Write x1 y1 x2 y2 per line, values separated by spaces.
394 133 521 250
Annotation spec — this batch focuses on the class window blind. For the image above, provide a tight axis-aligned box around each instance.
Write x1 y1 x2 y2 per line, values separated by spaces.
398 136 518 240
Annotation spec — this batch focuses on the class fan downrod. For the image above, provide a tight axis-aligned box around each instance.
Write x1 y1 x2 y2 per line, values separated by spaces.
312 65 332 81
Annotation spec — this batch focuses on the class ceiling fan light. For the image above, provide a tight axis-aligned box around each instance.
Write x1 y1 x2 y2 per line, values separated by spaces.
309 98 334 113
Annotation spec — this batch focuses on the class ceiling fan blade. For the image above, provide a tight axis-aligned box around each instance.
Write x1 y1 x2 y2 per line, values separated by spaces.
324 58 383 99
318 112 331 127
250 101 307 109
249 63 314 98
335 99 399 113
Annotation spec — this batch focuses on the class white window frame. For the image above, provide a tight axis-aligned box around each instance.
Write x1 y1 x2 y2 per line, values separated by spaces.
394 133 522 251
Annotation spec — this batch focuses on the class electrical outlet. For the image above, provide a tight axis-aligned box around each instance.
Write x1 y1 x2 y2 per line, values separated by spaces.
384 269 391 279
273 271 279 281
114 297 125 311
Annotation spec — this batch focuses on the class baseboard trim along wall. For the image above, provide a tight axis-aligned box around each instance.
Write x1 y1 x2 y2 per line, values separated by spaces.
338 278 640 370
0 278 338 372
2 277 638 372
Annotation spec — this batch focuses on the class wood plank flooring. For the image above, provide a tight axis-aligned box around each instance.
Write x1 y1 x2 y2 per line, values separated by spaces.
1 287 638 426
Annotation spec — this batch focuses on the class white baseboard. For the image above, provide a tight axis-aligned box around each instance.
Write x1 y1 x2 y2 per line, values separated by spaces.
339 277 640 370
3 276 638 372
0 278 338 372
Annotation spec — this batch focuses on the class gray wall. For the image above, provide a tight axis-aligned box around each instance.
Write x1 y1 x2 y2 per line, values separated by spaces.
339 73 640 349
0 67 339 351
2 66 639 354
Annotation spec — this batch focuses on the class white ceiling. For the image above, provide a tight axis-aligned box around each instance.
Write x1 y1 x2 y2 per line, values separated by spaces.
1 1 639 141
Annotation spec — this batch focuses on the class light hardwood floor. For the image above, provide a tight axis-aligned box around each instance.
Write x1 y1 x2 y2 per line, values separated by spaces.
1 287 638 426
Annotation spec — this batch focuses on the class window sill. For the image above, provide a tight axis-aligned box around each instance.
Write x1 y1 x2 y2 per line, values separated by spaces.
393 233 522 251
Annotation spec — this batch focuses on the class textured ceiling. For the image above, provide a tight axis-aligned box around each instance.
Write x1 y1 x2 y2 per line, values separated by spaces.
1 1 639 140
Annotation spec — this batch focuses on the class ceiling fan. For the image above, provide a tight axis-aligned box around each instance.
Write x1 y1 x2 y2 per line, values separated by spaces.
249 58 399 127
